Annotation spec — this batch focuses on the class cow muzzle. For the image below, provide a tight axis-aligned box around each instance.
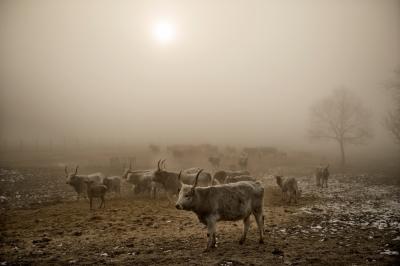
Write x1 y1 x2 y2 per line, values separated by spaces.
175 204 182 210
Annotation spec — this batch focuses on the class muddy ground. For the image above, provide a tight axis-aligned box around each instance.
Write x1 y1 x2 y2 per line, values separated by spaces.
0 167 399 265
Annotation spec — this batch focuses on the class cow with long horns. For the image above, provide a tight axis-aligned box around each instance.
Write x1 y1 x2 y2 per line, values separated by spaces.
175 169 265 251
65 166 104 200
121 159 162 198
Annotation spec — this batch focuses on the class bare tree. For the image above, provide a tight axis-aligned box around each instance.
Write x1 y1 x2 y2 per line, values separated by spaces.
308 88 372 167
384 69 400 145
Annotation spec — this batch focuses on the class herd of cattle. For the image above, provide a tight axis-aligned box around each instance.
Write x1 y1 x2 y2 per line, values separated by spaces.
64 160 330 250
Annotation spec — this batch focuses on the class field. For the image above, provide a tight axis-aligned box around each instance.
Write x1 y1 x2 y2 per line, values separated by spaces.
0 152 400 265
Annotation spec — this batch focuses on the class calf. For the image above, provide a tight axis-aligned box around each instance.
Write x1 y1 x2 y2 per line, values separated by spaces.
102 176 121 195
65 166 104 200
275 176 299 204
315 165 329 188
224 175 256 184
175 170 265 251
85 180 107 210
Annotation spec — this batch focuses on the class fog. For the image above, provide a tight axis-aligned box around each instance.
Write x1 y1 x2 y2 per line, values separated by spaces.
1 0 399 153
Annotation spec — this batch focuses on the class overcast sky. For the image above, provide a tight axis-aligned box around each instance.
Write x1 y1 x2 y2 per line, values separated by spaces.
0 0 399 152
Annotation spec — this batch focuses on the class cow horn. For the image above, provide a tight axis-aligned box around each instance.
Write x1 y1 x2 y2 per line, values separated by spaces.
157 159 161 170
129 159 132 169
74 165 79 175
178 170 182 181
193 169 203 188
161 159 166 169
65 166 68 175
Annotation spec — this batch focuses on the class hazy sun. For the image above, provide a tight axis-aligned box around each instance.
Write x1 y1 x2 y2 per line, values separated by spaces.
152 20 176 44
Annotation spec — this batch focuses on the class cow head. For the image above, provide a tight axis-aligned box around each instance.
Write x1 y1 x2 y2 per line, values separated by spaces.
152 159 167 182
65 166 79 185
175 169 203 210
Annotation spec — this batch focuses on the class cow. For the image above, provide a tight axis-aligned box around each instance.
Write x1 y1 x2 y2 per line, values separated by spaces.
151 160 182 203
121 159 164 198
65 166 104 200
85 180 107 210
225 175 257 184
275 176 300 204
315 165 329 188
102 176 121 195
213 170 250 184
175 170 265 251
181 167 213 187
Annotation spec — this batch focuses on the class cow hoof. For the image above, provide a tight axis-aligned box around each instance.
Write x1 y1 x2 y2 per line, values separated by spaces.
239 239 244 245
259 239 264 244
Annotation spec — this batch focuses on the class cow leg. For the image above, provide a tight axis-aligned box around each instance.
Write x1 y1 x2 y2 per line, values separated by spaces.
205 218 217 251
165 193 174 206
239 215 250 245
253 211 264 244
89 198 93 210
100 196 105 208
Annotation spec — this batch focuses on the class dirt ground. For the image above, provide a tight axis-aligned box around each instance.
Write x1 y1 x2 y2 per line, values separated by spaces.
0 167 399 265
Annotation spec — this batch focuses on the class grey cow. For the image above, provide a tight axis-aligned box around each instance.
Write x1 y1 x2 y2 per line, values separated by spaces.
85 180 107 210
152 161 214 197
102 176 121 195
275 176 300 204
213 170 250 184
175 170 265 251
65 166 104 200
224 175 257 184
315 165 329 188
122 162 160 198
181 167 213 187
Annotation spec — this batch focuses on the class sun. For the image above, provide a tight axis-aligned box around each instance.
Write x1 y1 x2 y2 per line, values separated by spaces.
152 20 176 44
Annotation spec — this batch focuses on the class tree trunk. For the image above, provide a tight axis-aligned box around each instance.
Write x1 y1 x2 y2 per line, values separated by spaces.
339 140 346 168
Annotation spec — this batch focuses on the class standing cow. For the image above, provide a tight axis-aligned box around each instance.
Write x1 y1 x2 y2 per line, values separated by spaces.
175 170 265 251
65 166 104 200
225 175 256 184
102 176 121 195
213 170 250 184
315 165 329 188
275 176 300 204
121 160 160 198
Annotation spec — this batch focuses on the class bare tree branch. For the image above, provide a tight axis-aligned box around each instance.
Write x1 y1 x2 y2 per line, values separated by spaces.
308 88 373 166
